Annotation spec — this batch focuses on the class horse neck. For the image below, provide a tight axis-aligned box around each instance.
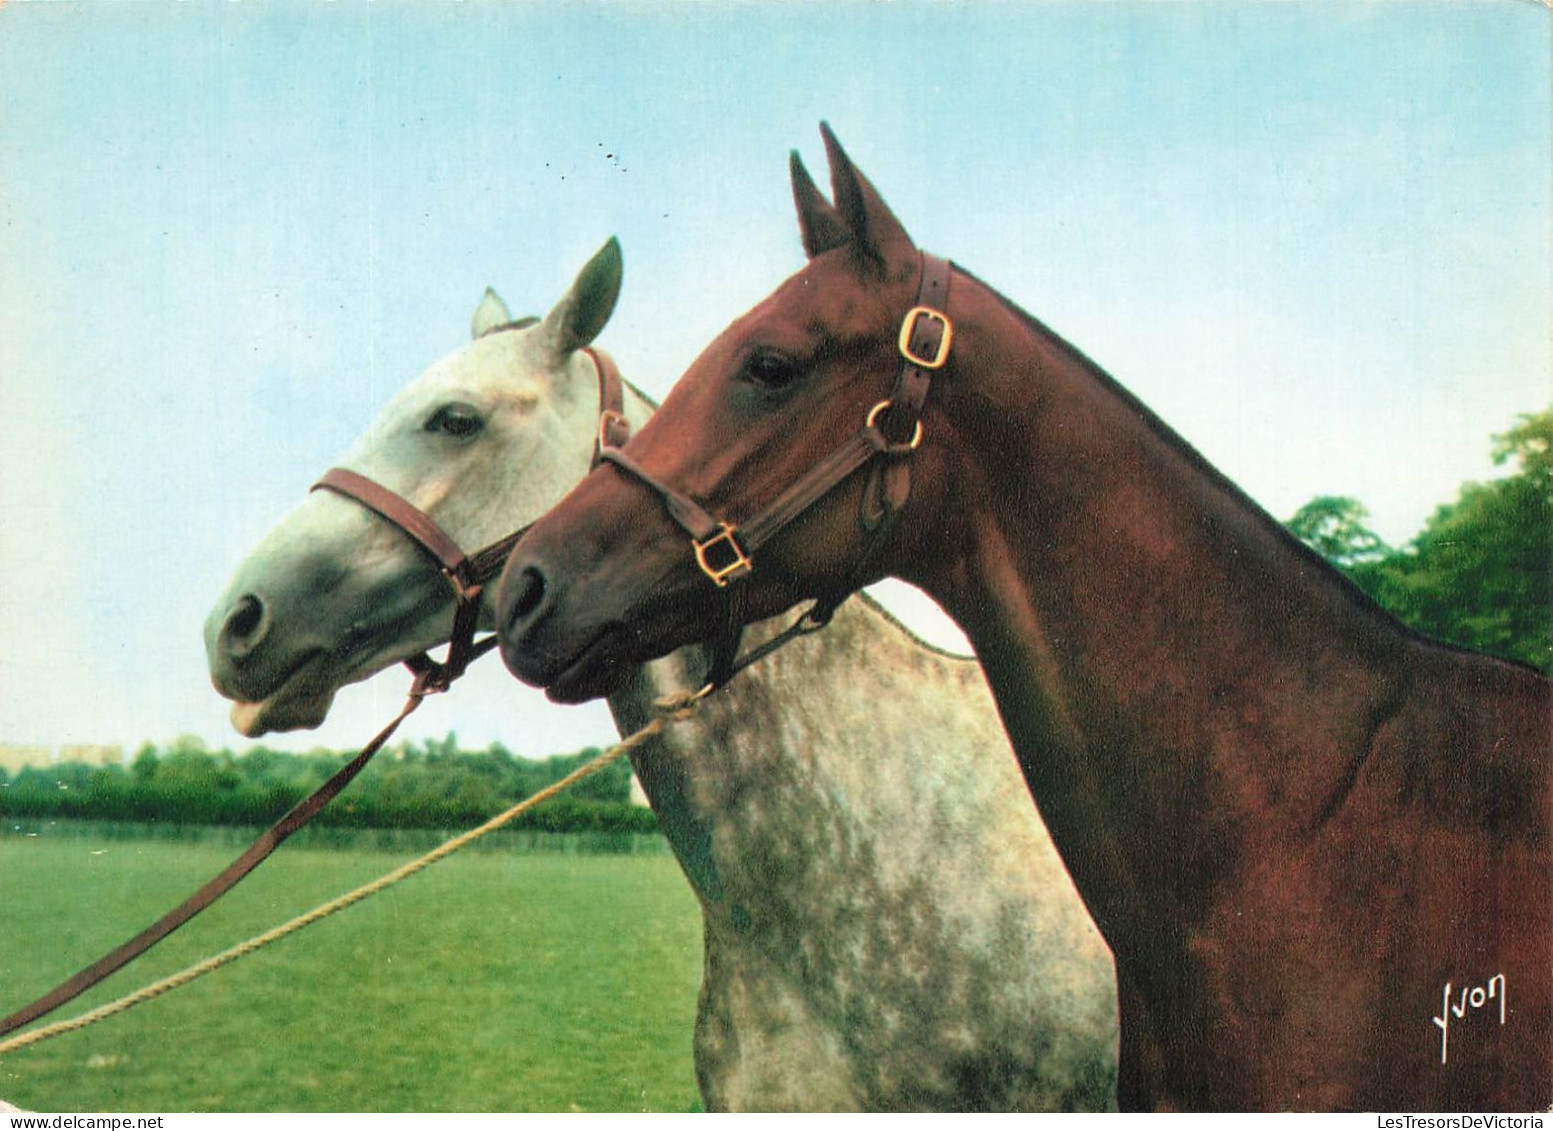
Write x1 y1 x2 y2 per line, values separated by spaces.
599 592 1030 927
914 275 1413 934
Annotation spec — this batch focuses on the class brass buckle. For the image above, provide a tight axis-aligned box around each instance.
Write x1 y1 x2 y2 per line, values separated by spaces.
898 306 953 370
693 523 752 587
865 399 923 451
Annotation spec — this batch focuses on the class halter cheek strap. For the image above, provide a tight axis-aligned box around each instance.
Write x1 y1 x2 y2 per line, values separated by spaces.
592 345 633 466
867 253 951 528
597 252 953 689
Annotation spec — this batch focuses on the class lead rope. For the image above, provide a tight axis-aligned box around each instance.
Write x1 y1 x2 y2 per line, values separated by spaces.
0 685 710 1059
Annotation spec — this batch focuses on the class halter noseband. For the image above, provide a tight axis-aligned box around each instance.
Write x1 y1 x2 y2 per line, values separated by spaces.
597 251 953 687
311 346 630 696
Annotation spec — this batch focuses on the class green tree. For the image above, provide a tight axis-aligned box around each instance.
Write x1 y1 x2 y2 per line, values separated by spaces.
131 743 159 784
1373 410 1552 671
1494 409 1553 492
4 735 655 835
1286 496 1389 568
1287 407 1552 672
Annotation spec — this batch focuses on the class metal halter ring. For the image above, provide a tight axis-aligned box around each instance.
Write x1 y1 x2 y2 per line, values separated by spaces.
693 522 753 587
865 399 924 451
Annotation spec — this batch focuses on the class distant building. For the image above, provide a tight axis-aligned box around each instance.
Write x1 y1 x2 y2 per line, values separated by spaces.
59 744 125 768
0 743 125 775
0 745 53 775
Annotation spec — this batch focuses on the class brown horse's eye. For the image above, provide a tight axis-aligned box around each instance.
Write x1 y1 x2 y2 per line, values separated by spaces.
425 403 484 438
742 350 800 391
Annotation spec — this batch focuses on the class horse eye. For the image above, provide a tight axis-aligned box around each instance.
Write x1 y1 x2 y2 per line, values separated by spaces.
742 351 799 391
424 403 484 438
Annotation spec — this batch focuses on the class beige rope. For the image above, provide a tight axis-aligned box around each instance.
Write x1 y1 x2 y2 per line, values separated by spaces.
0 688 707 1058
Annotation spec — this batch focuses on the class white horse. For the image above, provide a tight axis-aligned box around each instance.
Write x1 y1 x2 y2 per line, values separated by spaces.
204 240 1116 1111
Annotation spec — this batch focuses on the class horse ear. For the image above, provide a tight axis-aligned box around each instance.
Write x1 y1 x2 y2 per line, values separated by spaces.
790 151 849 259
472 287 514 340
820 122 915 273
538 237 623 357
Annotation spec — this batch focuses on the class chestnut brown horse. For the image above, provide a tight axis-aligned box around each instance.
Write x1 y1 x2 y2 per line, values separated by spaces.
494 127 1552 1111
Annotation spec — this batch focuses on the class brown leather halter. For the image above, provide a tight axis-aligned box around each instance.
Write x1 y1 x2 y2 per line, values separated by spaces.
0 344 631 1040
598 252 952 686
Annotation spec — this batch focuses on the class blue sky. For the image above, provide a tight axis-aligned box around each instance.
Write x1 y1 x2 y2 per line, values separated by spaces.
1 1 1548 758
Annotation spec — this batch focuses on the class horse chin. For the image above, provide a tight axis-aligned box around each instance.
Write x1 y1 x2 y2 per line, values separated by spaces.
535 585 740 703
544 634 635 705
230 687 338 737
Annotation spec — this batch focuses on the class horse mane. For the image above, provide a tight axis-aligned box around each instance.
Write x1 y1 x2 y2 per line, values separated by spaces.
956 264 1542 675
850 589 977 660
623 376 660 413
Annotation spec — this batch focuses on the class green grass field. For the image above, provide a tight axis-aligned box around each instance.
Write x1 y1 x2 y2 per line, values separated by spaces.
0 830 705 1112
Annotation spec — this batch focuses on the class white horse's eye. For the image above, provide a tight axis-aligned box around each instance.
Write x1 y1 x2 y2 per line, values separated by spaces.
425 403 485 438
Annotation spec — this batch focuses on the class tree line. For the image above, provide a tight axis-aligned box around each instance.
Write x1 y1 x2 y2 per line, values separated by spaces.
0 732 657 835
1285 407 1551 673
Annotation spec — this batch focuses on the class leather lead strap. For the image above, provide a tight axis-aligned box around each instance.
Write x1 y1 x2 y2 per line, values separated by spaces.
1 342 635 1039
0 692 423 1039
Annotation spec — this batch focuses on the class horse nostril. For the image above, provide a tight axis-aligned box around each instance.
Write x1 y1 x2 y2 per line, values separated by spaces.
219 594 271 661
503 566 550 632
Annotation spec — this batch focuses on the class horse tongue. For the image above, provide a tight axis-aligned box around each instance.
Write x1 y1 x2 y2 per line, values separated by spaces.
231 701 269 738
229 688 335 737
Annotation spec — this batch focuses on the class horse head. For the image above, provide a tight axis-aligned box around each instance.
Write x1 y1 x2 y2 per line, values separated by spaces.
497 127 962 703
206 238 625 735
